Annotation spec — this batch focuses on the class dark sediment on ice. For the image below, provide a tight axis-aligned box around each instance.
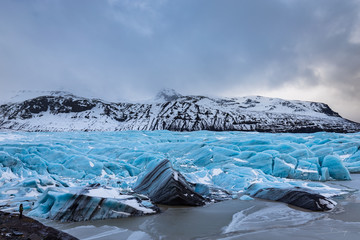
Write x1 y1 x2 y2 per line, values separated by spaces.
246 186 336 211
134 159 206 206
30 184 160 222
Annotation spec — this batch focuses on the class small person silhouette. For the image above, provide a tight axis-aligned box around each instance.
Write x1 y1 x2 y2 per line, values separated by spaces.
19 203 23 219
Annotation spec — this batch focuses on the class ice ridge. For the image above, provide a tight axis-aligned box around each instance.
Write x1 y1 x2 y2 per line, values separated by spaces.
0 131 359 220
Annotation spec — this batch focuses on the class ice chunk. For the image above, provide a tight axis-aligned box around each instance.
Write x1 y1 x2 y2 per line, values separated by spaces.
313 147 334 164
239 195 253 201
246 153 273 174
322 155 351 180
273 157 293 178
133 159 205 206
246 184 336 211
29 185 160 222
290 149 314 159
320 167 330 181
343 151 360 173
193 183 232 202
290 159 320 181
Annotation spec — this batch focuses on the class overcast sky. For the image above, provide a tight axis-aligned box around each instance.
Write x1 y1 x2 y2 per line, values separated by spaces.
1 0 360 122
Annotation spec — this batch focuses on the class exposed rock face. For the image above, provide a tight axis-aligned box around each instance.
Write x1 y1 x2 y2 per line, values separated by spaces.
246 185 336 211
133 159 206 206
0 90 359 132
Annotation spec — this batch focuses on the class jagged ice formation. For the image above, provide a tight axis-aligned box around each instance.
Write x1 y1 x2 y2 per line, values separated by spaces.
1 131 360 219
133 159 205 206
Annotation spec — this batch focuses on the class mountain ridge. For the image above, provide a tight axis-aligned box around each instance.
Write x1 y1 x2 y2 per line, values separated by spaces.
0 90 359 133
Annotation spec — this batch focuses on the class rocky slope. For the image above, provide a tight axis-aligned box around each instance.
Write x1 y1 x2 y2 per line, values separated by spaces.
0 211 78 240
0 90 359 133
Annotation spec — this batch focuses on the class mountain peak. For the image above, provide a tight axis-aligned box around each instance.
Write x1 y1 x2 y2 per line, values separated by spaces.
0 90 76 104
155 89 182 102
1 90 359 133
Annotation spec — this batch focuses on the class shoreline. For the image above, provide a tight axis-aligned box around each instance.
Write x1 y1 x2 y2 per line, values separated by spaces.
0 211 78 240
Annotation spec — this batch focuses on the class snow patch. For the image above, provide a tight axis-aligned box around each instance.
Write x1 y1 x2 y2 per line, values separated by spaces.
212 168 223 176
173 172 179 181
123 199 156 214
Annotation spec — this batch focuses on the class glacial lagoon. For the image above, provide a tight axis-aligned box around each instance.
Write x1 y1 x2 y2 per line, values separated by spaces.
1 131 360 239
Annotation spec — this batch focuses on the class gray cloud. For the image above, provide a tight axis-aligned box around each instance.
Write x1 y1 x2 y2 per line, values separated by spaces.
0 0 359 122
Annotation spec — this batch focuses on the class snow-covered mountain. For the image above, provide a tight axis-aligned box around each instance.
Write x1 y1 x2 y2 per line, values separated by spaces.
0 90 359 133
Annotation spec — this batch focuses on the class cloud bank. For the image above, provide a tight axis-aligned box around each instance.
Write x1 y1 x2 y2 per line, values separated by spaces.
0 0 359 121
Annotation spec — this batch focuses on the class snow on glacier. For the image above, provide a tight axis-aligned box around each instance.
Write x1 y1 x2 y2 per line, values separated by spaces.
0 131 359 215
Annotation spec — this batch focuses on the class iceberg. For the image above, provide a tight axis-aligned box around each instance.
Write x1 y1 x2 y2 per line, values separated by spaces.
133 159 205 206
322 155 351 180
29 184 160 222
245 185 336 211
0 131 359 220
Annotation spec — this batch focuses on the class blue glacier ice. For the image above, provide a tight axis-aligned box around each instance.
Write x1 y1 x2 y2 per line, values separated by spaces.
0 131 359 219
28 184 160 222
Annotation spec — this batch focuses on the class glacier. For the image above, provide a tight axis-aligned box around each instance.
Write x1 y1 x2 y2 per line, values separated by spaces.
0 131 359 221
